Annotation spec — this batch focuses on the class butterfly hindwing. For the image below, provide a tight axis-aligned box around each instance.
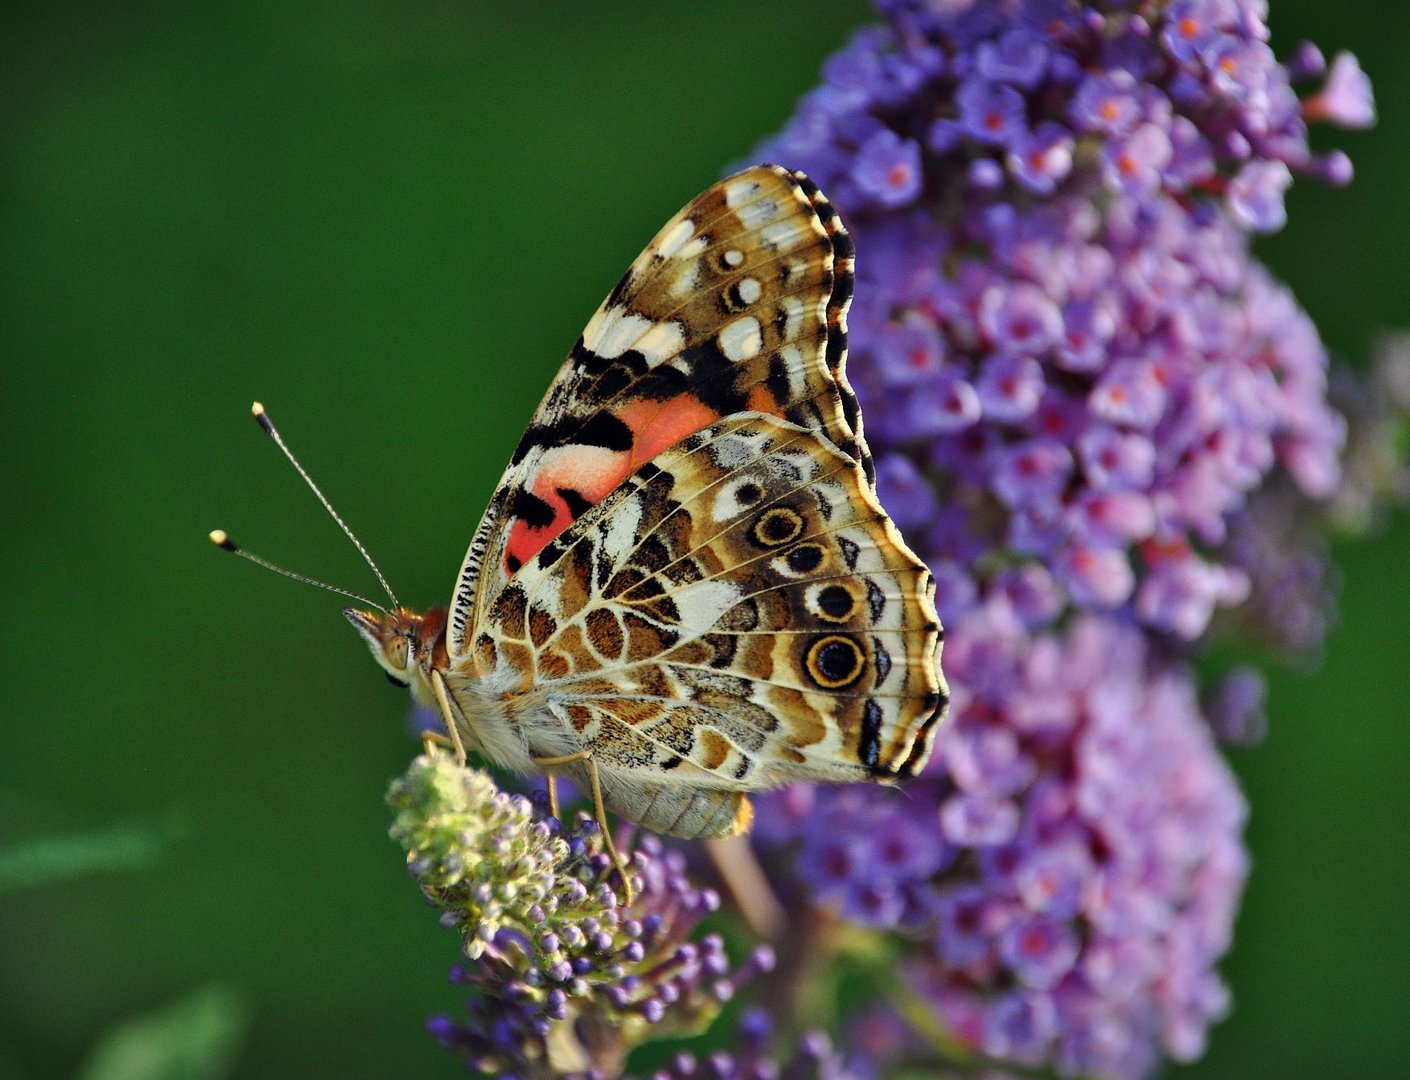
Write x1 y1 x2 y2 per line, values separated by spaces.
448 164 867 657
462 415 946 837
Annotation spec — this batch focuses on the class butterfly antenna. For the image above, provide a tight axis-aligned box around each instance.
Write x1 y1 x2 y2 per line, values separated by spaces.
249 401 401 609
208 530 388 612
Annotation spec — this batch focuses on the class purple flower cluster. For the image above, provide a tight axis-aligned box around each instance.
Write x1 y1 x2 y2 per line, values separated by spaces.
387 755 773 1078
759 0 1371 642
741 4 1373 1074
762 611 1247 1077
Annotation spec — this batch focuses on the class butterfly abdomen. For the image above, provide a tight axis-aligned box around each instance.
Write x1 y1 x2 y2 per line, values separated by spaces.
611 785 754 840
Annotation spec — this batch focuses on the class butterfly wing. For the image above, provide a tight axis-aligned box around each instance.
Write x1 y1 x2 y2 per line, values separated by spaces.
463 414 947 837
447 165 869 658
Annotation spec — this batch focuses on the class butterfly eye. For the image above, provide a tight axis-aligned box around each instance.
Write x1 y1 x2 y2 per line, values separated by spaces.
384 671 410 689
386 636 410 669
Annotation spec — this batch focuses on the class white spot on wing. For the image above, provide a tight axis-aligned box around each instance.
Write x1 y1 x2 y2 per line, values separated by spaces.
710 430 770 469
778 344 806 394
656 218 695 259
670 261 700 297
598 496 643 570
761 219 808 251
583 306 653 359
736 278 761 305
736 198 781 229
724 249 744 266
778 297 804 339
634 320 686 363
537 443 620 491
670 579 742 637
718 316 762 362
724 178 764 209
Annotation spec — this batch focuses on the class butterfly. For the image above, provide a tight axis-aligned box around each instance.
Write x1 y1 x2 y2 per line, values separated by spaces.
221 165 947 901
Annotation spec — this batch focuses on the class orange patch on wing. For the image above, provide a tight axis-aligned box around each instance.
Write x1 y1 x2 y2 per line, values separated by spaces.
504 444 628 573
503 395 720 575
618 394 719 469
746 384 783 415
505 515 565 575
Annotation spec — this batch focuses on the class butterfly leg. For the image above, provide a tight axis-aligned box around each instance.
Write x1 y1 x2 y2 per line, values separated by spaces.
545 774 562 822
419 730 456 756
533 750 634 905
429 671 469 767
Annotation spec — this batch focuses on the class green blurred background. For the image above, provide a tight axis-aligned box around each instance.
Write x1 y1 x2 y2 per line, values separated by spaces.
1 2 1406 1077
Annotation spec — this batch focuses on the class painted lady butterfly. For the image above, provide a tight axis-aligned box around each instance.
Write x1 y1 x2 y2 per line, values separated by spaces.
222 165 948 898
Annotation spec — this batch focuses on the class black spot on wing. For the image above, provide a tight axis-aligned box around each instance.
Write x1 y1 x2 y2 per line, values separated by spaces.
634 534 672 573
839 392 863 448
638 362 689 400
837 536 860 571
859 698 883 770
577 411 634 452
872 636 892 684
790 168 822 201
558 486 593 518
834 434 862 465
616 349 651 377
817 585 853 618
569 336 611 375
787 544 823 572
866 579 886 623
511 489 555 529
569 337 650 391
592 363 634 401
766 354 791 402
817 639 859 681
679 339 751 416
536 536 569 570
595 547 615 590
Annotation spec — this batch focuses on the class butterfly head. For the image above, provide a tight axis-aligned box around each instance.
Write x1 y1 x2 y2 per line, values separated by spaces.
344 605 448 702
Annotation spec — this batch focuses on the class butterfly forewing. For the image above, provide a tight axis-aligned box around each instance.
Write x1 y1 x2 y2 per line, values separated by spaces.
448 165 869 658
